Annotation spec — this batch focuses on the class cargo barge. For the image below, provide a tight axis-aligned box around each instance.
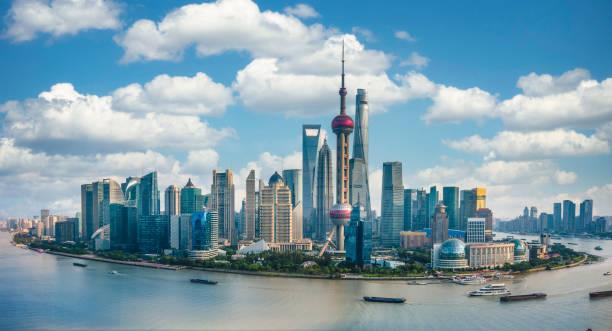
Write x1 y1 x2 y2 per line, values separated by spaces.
363 296 406 303
73 262 87 267
589 290 612 298
190 278 218 285
500 293 546 302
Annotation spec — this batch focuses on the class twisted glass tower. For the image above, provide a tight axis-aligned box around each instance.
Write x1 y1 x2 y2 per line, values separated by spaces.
349 89 371 220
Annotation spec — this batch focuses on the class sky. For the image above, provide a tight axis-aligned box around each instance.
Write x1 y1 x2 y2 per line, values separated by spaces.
1 0 611 220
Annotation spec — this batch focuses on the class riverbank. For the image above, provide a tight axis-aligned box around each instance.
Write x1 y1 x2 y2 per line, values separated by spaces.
44 251 185 270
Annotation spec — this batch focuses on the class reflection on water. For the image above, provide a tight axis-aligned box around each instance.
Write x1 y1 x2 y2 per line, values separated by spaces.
1 232 611 330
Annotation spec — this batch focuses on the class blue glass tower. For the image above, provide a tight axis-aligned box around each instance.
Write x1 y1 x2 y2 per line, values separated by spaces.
345 204 372 266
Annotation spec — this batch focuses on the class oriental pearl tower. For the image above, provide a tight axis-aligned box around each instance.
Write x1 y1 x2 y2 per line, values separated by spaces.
330 42 354 251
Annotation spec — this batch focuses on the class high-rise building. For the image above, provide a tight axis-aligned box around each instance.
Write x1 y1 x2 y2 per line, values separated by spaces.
138 214 169 254
426 186 438 227
81 178 124 240
181 179 204 214
579 199 593 231
403 189 416 231
81 184 93 239
442 187 459 230
553 202 562 232
431 203 449 244
191 211 218 251
530 206 538 219
414 189 428 231
259 172 293 243
211 170 235 244
345 204 372 266
330 43 354 251
466 218 486 243
476 208 493 241
302 124 322 239
110 203 137 251
562 200 576 232
283 169 303 241
170 214 192 252
459 188 484 231
523 206 529 218
349 89 372 220
245 170 256 240
164 185 180 216
381 162 404 247
475 188 486 210
315 140 333 240
40 209 50 236
139 172 160 216
55 219 78 243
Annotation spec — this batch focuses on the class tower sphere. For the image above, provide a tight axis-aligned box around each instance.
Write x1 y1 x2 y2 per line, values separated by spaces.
332 114 354 134
330 203 352 226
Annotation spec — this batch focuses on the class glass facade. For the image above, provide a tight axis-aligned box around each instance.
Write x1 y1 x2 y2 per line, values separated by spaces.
442 186 459 230
191 211 218 250
302 124 322 239
381 162 404 247
345 205 372 266
138 214 169 254
139 172 160 217
403 189 416 231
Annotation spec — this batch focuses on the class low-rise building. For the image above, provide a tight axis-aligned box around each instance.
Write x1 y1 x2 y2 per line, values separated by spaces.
466 242 514 269
399 231 431 248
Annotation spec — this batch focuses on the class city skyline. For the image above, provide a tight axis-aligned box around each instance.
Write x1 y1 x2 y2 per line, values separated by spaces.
1 0 612 220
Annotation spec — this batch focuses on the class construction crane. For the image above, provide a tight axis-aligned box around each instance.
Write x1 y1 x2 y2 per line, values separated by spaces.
317 228 336 257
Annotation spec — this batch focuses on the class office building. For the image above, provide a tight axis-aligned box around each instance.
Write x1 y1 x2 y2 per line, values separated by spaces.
381 162 404 247
245 170 257 240
553 202 562 232
579 199 593 231
211 170 235 244
530 206 538 219
139 172 159 216
170 214 192 252
466 242 514 269
330 44 354 252
562 200 576 232
349 89 372 221
283 169 302 241
40 209 50 236
55 219 78 243
81 178 124 240
302 124 322 239
431 203 449 244
476 208 493 241
414 189 427 231
110 203 138 251
399 231 431 248
345 204 372 266
181 178 204 214
403 189 416 231
259 172 293 243
164 185 180 216
191 211 218 251
466 218 486 243
460 188 485 231
138 214 169 254
315 140 333 241
442 187 459 230
426 186 438 228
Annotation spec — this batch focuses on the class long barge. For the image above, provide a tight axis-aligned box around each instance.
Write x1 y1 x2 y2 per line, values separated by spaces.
500 293 546 302
589 290 612 298
363 296 406 303
190 278 218 285
73 262 87 267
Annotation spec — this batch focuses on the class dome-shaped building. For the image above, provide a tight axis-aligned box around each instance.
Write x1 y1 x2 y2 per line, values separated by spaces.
268 172 283 185
510 239 529 263
433 239 468 270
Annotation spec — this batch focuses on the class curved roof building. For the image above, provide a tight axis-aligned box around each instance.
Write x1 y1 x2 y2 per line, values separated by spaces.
511 239 529 262
433 238 468 270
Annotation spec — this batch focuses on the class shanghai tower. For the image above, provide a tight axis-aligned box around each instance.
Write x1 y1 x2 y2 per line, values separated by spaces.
349 89 371 220
330 42 354 251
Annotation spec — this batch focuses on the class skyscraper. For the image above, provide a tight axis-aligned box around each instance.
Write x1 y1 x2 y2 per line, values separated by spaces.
553 202 562 232
442 187 459 230
211 170 235 244
477 208 493 240
431 203 449 244
180 178 204 214
563 200 576 232
403 189 416 231
282 169 302 208
414 189 427 230
245 170 256 240
459 188 484 231
139 172 160 216
315 140 333 241
191 211 218 250
81 178 124 240
381 162 404 247
110 203 137 251
349 88 371 219
426 186 438 227
302 124 322 239
259 172 293 243
579 199 593 231
81 184 93 239
164 185 180 216
40 209 50 236
530 206 538 219
330 43 354 251
466 218 486 243
138 214 169 254
345 204 372 266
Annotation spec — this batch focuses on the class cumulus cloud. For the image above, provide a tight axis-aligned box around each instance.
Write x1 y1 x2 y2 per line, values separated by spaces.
395 30 416 42
5 0 121 42
0 83 236 154
112 73 233 115
351 26 376 42
115 0 327 62
399 51 430 69
554 170 578 185
283 4 319 18
516 68 591 97
423 85 497 124
444 129 610 160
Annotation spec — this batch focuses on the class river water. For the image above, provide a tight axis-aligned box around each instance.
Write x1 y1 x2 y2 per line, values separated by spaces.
1 232 610 330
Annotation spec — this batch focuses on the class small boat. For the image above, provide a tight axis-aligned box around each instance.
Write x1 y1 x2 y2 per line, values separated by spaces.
604 272 611 276
190 278 218 285
469 284 511 296
109 270 118 274
500 293 546 302
568 242 578 245
73 262 87 267
408 281 427 285
594 246 602 251
363 296 406 303
454 276 486 285
589 290 612 298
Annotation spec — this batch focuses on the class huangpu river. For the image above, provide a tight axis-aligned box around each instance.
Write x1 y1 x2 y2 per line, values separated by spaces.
1 231 611 331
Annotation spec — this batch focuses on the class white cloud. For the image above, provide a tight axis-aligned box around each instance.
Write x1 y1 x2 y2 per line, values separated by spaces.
595 121 612 141
400 51 430 69
554 170 578 185
516 68 591 97
395 30 416 42
115 0 327 62
0 83 236 154
5 0 121 42
423 85 498 124
182 149 220 174
351 26 376 42
445 129 610 160
112 73 233 116
585 184 612 215
283 4 319 19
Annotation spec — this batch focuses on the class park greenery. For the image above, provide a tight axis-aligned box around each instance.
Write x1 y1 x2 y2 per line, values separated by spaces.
501 243 586 272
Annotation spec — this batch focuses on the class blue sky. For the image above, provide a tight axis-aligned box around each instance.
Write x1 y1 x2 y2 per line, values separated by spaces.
1 0 611 220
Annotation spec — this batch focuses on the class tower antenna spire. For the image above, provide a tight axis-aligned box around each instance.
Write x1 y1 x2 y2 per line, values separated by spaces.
341 39 345 89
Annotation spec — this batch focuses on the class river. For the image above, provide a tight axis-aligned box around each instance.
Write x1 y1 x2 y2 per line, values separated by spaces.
1 232 610 330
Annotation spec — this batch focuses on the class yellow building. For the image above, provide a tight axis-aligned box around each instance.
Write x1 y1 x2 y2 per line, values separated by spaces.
474 188 486 210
